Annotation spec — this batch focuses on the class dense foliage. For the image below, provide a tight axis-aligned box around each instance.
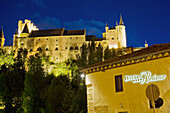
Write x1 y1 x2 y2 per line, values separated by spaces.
0 41 120 113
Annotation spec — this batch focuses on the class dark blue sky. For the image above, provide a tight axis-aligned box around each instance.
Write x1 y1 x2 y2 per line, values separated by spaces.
0 0 170 47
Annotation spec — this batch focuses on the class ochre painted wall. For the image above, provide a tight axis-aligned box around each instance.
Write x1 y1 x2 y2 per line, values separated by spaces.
86 57 170 113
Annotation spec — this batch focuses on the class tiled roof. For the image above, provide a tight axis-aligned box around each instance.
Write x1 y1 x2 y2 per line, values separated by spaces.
81 43 170 73
63 30 85 35
29 28 64 37
86 35 103 41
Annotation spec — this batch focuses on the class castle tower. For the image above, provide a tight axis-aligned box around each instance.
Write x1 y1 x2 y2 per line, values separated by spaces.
0 27 5 47
116 15 127 48
105 22 109 32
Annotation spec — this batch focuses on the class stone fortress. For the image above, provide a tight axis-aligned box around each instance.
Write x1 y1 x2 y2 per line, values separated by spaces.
0 15 145 63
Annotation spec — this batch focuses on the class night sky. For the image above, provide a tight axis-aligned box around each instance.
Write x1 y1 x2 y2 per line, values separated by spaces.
0 0 170 47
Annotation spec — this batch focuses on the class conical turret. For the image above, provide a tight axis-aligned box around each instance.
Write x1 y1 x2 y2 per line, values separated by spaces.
0 26 5 47
22 24 29 33
119 14 124 25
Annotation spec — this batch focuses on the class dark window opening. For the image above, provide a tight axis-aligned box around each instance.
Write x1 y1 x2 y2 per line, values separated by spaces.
46 38 48 40
76 37 78 39
30 49 33 52
46 48 49 51
65 47 67 49
55 48 58 50
39 39 40 41
37 47 42 51
70 37 72 39
56 39 58 41
112 38 114 40
75 46 79 50
115 75 123 92
70 46 73 50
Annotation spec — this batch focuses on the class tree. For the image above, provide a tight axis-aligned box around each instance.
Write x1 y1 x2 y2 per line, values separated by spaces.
96 43 103 63
77 43 88 68
88 40 96 65
22 55 45 113
0 48 27 113
104 46 111 60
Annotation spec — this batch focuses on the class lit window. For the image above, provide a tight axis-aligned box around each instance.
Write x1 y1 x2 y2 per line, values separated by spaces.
115 75 123 92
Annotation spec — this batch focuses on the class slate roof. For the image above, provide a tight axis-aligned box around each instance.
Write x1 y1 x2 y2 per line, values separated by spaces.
29 29 85 37
81 43 170 71
22 24 29 33
63 30 85 35
29 28 64 37
0 29 3 37
86 35 103 41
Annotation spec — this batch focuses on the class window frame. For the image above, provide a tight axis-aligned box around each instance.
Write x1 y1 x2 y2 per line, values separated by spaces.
114 75 123 93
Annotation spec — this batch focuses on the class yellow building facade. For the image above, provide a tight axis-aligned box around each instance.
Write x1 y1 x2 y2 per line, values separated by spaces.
82 43 170 113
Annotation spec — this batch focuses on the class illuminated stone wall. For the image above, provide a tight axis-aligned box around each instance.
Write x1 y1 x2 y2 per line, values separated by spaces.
12 19 128 63
86 56 170 113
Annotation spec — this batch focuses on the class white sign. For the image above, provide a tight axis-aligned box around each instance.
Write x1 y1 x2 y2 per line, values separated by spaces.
124 71 166 84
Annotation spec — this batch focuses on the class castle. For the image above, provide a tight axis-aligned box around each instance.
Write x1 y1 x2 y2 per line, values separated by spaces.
0 16 128 63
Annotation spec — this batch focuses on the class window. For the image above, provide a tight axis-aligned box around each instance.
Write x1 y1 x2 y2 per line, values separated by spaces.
46 38 48 40
65 47 67 49
75 46 79 50
55 48 58 50
115 75 123 92
70 37 72 39
76 37 78 39
112 38 114 40
119 112 128 113
70 46 73 50
30 49 33 52
39 39 40 41
56 39 58 41
46 48 49 51
37 47 42 51
56 44 58 46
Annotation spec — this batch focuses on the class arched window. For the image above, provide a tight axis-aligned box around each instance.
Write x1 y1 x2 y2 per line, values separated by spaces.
46 48 49 51
30 49 33 52
55 48 58 50
37 47 42 51
70 46 73 50
75 46 79 50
